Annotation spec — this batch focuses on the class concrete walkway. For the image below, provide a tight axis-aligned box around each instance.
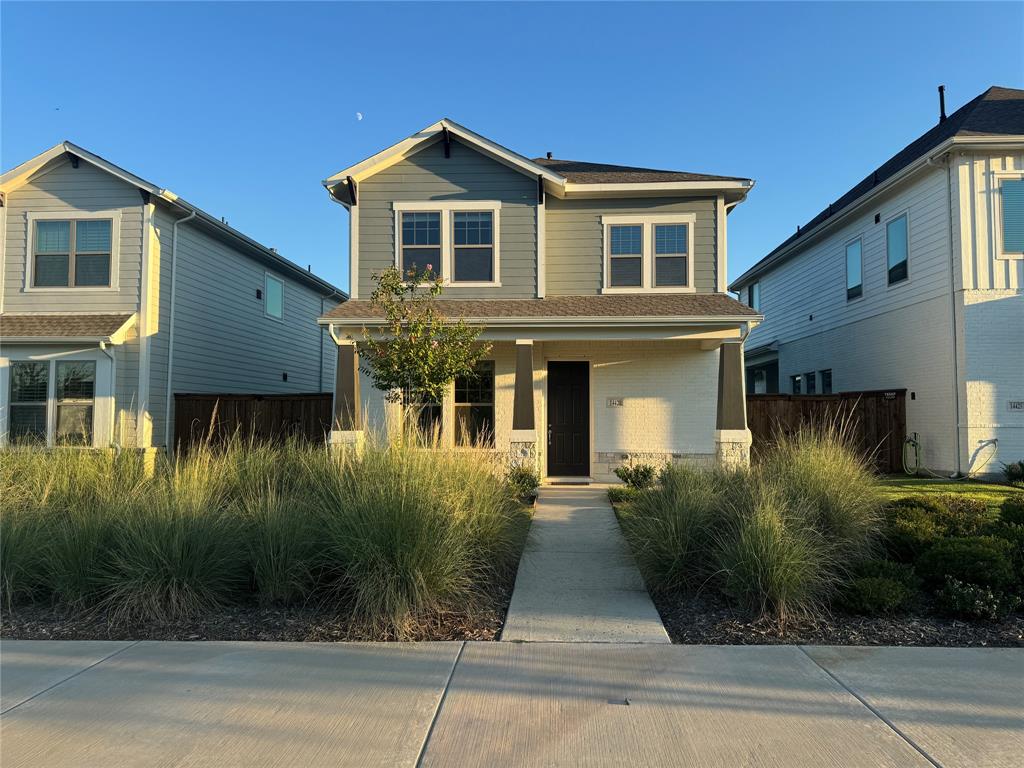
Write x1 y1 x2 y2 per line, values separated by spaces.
2 641 1021 767
501 486 670 643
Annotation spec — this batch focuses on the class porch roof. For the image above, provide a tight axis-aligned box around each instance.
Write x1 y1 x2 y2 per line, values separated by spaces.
0 312 136 343
320 294 760 326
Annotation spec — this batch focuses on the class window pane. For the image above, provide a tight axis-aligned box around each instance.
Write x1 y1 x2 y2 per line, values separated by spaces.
453 212 492 246
35 220 70 253
455 405 495 447
655 256 687 286
402 247 442 277
846 240 862 290
791 375 801 394
1002 179 1024 252
453 248 493 282
887 215 908 284
34 253 69 286
455 361 495 404
75 220 112 252
610 225 642 255
11 361 48 402
610 257 642 287
57 361 96 400
265 276 283 318
749 282 760 311
75 253 111 286
820 369 833 394
654 224 687 254
56 405 93 446
401 212 440 246
804 372 816 395
10 406 47 444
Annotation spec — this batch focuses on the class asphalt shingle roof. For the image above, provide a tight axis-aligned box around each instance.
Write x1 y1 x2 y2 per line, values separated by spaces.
323 294 758 322
532 158 749 184
734 86 1024 287
0 313 134 339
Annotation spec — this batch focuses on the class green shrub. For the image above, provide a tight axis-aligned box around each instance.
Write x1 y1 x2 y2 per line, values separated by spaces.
714 479 836 624
934 493 999 536
1003 460 1024 488
759 424 883 565
937 577 1021 620
839 559 919 615
618 464 731 593
614 462 657 490
506 463 540 501
985 522 1024 584
1000 493 1024 526
916 536 1015 590
607 486 638 505
883 496 946 561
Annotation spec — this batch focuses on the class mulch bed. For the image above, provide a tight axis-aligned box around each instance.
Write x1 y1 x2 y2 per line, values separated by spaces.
654 592 1024 647
1 581 516 643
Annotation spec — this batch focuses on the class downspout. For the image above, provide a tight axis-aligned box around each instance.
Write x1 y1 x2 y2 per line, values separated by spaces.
319 297 325 392
927 150 963 477
163 208 197 451
99 341 117 447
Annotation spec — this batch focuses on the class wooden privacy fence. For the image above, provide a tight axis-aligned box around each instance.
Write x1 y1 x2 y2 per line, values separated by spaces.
174 393 333 452
746 390 907 473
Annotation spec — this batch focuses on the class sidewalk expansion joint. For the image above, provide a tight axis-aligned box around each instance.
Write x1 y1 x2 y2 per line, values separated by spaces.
414 640 466 767
798 646 943 768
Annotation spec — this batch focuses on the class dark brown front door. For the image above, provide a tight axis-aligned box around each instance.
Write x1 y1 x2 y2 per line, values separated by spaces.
547 362 589 477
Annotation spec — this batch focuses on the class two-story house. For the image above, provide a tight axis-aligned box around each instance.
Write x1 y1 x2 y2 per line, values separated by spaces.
731 86 1024 478
317 120 761 481
0 142 345 452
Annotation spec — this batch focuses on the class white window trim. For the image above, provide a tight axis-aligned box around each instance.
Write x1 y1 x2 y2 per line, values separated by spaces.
392 200 502 287
844 236 864 302
600 213 696 294
24 210 122 292
991 171 1024 260
264 272 284 322
884 210 911 288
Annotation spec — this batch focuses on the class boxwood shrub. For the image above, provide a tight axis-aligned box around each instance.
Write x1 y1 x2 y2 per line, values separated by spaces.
915 536 1015 590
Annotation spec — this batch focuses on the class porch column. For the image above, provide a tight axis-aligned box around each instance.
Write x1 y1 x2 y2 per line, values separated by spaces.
331 339 364 450
509 339 538 470
715 341 752 468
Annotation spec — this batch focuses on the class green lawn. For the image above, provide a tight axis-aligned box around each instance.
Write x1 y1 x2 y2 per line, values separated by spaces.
877 475 1021 507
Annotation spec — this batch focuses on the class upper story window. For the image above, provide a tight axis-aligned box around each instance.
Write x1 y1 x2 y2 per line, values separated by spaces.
747 281 760 311
820 369 833 394
803 371 816 395
845 239 863 300
886 213 909 285
602 213 695 293
31 217 113 288
395 202 501 285
264 274 283 319
996 176 1024 259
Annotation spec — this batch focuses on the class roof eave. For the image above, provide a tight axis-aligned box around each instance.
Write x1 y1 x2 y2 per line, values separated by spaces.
319 314 762 327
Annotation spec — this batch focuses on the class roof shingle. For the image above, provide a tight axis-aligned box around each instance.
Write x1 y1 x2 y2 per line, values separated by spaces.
0 313 135 339
532 158 749 184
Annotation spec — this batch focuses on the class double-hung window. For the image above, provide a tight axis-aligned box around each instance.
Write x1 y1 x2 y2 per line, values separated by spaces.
454 360 495 447
400 211 442 278
603 214 695 291
395 202 501 284
996 176 1024 258
31 217 113 288
845 239 863 300
8 360 96 446
452 211 494 282
820 369 833 394
886 213 909 285
804 371 816 395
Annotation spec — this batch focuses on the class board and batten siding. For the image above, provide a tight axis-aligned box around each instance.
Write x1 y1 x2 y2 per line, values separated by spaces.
357 137 538 299
744 165 954 351
1 157 144 313
152 205 338 446
544 196 719 295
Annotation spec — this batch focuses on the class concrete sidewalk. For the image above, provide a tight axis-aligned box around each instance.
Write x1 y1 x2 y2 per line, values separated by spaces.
2 641 1021 767
501 486 670 643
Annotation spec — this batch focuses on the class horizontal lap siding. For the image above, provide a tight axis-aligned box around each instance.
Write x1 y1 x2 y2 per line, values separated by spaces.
2 158 143 313
357 138 538 299
153 206 336 446
544 197 717 295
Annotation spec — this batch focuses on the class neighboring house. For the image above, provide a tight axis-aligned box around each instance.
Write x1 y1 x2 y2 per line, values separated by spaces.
318 119 760 481
0 142 345 451
731 86 1024 477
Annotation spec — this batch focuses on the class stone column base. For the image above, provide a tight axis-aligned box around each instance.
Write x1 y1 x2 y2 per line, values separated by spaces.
715 429 752 469
330 429 366 455
509 429 539 472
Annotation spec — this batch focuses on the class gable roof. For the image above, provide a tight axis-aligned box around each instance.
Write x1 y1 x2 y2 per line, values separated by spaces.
731 86 1024 290
532 157 748 184
0 142 345 299
324 118 753 203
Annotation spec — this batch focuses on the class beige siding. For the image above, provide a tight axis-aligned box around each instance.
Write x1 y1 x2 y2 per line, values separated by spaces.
357 138 538 299
544 197 718 295
2 158 144 313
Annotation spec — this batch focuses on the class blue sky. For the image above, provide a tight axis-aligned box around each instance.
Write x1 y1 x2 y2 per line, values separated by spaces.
3 2 1021 292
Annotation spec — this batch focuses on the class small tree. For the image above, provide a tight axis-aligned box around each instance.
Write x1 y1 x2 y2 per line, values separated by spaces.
360 266 491 412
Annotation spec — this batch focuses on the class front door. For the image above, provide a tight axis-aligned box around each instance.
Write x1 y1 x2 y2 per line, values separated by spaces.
547 361 589 476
